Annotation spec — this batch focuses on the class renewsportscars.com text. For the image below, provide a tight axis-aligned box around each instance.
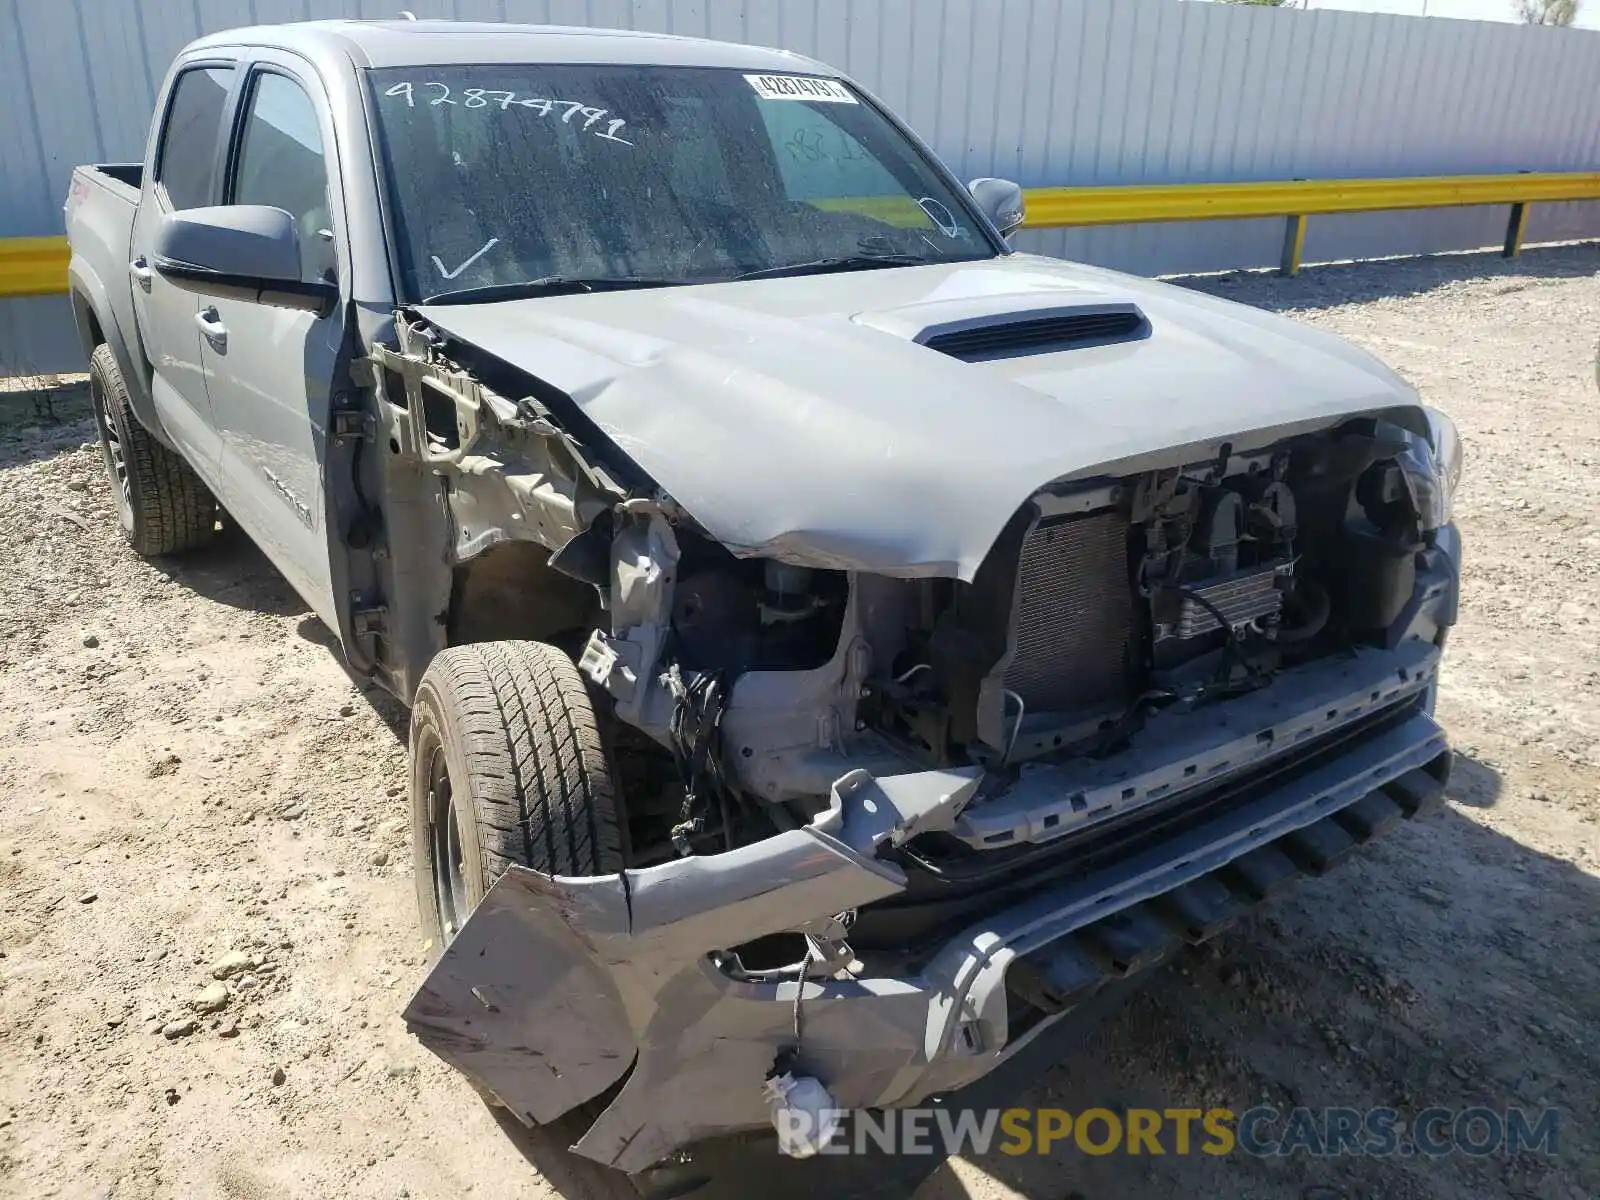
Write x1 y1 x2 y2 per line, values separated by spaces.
778 1105 1561 1159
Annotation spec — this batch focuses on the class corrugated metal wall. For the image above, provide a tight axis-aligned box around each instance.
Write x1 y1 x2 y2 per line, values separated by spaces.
4 0 1599 373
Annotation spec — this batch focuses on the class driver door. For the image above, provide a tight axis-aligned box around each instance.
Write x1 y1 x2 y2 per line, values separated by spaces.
197 56 345 630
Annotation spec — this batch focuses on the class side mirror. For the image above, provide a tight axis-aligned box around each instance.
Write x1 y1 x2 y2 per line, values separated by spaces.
154 206 336 315
967 177 1026 239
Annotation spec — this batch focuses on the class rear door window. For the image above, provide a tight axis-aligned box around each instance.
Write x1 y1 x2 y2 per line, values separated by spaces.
155 66 235 210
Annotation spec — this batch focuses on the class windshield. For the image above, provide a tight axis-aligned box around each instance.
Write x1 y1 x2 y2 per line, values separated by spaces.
366 64 999 301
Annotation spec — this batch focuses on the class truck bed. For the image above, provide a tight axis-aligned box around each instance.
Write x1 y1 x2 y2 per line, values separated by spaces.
64 165 143 280
69 162 142 207
63 163 149 411
94 163 143 192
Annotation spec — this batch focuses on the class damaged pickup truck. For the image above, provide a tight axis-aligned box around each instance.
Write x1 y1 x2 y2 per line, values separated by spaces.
65 17 1463 1184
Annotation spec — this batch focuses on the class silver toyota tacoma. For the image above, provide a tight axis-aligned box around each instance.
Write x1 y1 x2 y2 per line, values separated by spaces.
64 18 1463 1183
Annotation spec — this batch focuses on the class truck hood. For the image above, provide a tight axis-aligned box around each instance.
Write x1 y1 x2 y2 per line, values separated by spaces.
417 252 1423 579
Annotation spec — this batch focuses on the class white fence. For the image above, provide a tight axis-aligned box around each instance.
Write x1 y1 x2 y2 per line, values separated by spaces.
4 0 1600 374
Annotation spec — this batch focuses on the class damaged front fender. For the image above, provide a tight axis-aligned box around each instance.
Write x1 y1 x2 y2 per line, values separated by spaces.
404 871 636 1123
402 792 948 1167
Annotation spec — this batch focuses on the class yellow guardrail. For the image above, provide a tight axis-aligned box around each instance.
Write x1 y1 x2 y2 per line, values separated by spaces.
3 170 1598 297
0 236 71 298
1023 171 1600 274
1023 172 1600 226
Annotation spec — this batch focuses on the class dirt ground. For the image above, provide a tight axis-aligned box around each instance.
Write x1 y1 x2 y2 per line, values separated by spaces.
1 243 1596 1200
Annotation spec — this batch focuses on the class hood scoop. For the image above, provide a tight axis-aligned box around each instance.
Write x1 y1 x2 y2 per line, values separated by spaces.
917 304 1150 363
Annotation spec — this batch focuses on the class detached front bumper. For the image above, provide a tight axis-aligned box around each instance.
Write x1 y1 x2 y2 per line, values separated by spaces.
405 638 1452 1173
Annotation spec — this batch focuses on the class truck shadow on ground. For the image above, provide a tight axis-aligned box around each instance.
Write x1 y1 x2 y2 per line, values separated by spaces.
476 753 1600 1200
153 519 314 619
1175 241 1599 314
150 529 419 736
904 781 1600 1200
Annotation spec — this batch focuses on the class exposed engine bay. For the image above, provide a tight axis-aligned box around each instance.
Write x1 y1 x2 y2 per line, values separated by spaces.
689 443 1430 865
364 313 1446 873
66 15 1469 1165
632 433 1427 836
363 312 1452 896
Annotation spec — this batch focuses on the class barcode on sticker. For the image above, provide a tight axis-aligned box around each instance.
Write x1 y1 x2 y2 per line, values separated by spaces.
744 74 857 104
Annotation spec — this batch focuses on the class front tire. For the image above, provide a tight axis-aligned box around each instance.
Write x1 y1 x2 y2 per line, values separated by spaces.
409 639 625 948
89 344 217 556
409 641 653 1198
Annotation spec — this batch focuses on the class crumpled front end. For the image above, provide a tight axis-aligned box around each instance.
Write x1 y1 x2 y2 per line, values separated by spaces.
385 281 1466 1172
405 651 1452 1171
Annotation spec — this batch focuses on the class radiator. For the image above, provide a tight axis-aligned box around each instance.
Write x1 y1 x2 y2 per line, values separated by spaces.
1003 511 1135 714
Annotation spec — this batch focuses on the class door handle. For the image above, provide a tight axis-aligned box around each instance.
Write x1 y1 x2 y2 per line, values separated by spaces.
128 256 153 290
195 306 228 346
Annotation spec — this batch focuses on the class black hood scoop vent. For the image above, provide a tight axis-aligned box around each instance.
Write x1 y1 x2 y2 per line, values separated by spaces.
919 304 1150 363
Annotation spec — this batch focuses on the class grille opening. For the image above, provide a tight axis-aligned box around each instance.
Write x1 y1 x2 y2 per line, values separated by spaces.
922 307 1149 362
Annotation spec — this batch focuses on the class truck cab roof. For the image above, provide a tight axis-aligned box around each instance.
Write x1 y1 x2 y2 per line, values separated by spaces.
185 18 832 74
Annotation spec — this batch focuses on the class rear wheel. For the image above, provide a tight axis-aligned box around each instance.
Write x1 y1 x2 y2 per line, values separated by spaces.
89 344 217 556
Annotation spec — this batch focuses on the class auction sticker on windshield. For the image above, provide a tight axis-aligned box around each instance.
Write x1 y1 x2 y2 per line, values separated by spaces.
744 74 857 103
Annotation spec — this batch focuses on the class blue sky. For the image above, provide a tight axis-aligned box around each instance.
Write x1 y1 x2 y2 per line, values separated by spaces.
1297 0 1599 28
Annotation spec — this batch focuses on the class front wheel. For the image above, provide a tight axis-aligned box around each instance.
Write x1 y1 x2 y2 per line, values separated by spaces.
409 641 661 1198
409 639 625 947
89 344 217 556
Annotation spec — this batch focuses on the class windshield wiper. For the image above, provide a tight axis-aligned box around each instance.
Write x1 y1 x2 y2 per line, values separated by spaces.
421 276 684 304
733 253 932 282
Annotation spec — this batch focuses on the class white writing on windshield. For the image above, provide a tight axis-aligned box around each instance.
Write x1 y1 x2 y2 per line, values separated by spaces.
382 81 633 145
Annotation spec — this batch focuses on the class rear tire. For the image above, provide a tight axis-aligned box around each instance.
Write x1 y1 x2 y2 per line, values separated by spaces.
89 344 217 556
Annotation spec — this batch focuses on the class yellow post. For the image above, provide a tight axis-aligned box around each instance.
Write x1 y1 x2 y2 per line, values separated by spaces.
1503 202 1529 258
1280 214 1308 277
